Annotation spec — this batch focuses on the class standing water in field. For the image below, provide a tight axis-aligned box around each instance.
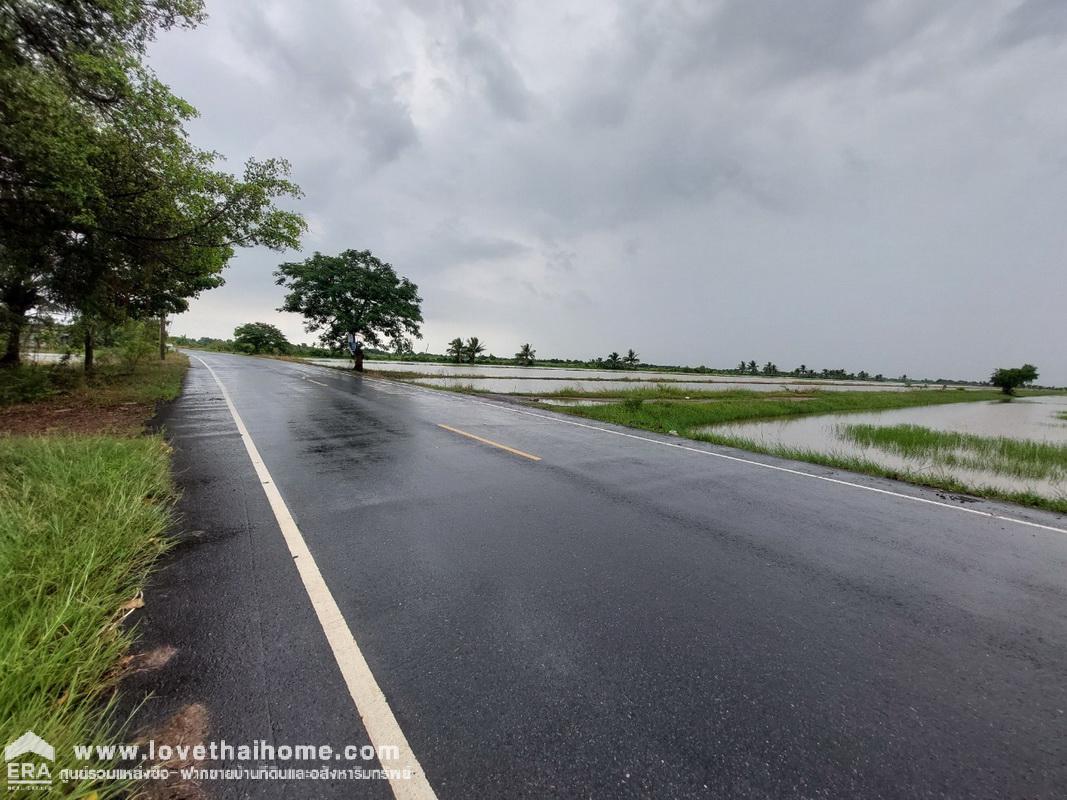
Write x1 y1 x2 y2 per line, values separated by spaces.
695 395 1067 500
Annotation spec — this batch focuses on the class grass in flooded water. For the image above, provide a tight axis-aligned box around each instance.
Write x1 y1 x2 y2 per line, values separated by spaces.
551 389 1005 431
838 424 1067 481
697 433 1067 515
546 389 1067 515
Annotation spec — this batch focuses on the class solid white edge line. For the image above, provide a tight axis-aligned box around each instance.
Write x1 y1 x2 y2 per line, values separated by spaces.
464 397 1067 535
191 355 438 800
319 366 1067 537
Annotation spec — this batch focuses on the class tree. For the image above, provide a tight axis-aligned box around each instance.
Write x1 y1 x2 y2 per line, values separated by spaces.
606 352 622 369
623 349 640 368
0 0 304 369
762 361 777 376
747 360 758 374
464 337 486 363
737 361 746 373
990 364 1038 395
275 250 422 371
234 322 290 354
515 343 535 366
446 337 465 363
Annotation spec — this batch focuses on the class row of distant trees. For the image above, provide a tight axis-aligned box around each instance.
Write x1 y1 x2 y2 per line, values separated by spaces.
179 322 1044 394
735 361 890 381
441 341 644 370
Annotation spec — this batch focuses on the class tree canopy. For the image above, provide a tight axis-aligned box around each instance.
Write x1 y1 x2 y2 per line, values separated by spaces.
515 343 535 366
991 364 1038 395
234 322 290 354
275 249 422 352
0 0 304 367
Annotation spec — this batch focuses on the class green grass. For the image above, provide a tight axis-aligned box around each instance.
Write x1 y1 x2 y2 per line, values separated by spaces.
696 433 1067 515
552 389 1006 433
0 436 175 798
838 424 1067 481
0 355 188 407
545 389 1067 514
0 354 187 796
1057 411 1067 422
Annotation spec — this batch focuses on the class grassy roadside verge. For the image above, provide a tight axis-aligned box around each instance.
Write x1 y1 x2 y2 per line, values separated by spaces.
545 388 1067 515
0 356 186 797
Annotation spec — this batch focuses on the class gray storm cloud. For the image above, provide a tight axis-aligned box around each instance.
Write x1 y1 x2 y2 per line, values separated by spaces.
151 0 1067 383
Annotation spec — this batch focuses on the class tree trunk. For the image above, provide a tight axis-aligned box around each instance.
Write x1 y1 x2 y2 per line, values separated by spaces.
1 316 23 366
0 294 32 367
83 326 95 374
159 314 167 360
354 350 364 372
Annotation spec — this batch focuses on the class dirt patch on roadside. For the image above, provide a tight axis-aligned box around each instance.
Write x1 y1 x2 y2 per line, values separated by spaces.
0 399 153 435
137 703 211 800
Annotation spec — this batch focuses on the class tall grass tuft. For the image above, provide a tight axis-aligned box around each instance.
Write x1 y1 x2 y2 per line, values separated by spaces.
0 436 175 797
838 423 1067 481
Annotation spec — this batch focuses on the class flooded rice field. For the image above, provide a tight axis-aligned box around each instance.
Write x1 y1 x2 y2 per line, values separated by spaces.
305 358 934 391
696 395 1067 498
407 377 969 394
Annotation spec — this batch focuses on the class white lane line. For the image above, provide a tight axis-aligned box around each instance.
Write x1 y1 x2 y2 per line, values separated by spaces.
333 371 1067 536
191 355 437 800
469 400 1067 535
288 362 1067 539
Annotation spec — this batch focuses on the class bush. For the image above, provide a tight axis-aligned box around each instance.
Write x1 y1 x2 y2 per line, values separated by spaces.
0 365 82 406
113 321 157 371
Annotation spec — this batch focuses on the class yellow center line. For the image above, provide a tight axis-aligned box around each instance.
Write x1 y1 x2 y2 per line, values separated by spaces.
437 423 542 461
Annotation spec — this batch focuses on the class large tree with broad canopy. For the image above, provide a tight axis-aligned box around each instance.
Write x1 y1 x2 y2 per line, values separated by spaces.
274 249 422 370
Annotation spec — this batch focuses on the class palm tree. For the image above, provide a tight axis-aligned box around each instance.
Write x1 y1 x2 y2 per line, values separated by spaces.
747 360 758 374
465 337 486 363
515 343 536 366
762 361 777 376
446 338 465 363
606 352 622 369
623 349 640 368
737 361 747 373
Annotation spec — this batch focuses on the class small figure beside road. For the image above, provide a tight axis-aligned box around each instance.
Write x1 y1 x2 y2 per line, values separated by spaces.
347 333 364 372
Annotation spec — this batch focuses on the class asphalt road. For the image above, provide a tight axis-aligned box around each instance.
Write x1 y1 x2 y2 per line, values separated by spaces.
130 351 1067 799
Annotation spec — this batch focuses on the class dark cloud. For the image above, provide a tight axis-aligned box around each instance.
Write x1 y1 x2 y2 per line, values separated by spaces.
457 31 532 120
996 0 1067 46
150 0 1067 383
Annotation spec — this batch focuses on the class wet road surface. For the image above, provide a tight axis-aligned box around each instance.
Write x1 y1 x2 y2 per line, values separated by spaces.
135 351 1067 799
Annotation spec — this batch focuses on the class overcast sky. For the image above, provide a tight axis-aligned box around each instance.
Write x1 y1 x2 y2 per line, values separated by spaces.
149 0 1067 383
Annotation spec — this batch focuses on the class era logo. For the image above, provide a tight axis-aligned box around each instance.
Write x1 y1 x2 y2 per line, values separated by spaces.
4 731 53 791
